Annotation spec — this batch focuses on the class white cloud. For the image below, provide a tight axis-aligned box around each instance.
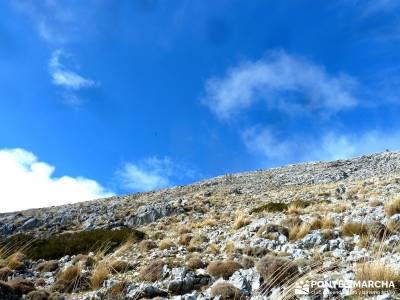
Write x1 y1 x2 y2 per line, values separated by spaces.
242 126 400 166
49 50 97 90
12 1 75 44
117 156 196 192
242 127 294 161
203 51 358 120
0 148 113 212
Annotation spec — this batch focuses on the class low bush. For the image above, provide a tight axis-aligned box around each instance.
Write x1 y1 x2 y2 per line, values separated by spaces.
2 228 144 260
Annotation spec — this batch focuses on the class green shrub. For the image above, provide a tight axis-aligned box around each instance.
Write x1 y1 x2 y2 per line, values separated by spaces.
1 228 145 260
251 202 288 214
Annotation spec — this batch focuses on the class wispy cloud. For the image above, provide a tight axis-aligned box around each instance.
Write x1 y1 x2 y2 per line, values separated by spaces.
49 50 97 90
13 2 99 106
242 126 400 166
116 156 197 192
0 148 113 212
203 50 358 120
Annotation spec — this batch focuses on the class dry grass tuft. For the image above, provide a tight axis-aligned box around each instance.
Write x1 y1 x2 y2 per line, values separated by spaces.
223 241 236 254
321 217 336 229
233 215 251 230
7 252 26 270
159 239 175 250
58 265 81 283
384 197 400 217
289 224 311 241
139 260 165 282
186 257 205 270
342 222 367 236
209 243 220 254
53 265 85 293
207 260 242 279
280 216 302 228
256 255 299 288
355 262 400 294
36 260 59 272
309 218 323 230
90 263 110 289
138 240 157 252
287 200 310 214
179 234 192 246
109 260 130 273
211 282 242 300
387 219 400 234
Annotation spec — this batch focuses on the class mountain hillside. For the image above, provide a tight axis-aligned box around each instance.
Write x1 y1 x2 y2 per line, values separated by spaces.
1 151 400 299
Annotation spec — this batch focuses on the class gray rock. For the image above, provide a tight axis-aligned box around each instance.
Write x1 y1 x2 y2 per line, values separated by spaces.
390 214 400 222
300 231 324 249
166 267 211 295
229 268 260 295
20 217 42 230
126 202 181 226
126 283 168 299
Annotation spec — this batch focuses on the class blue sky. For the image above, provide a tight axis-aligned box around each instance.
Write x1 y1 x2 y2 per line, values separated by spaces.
1 0 400 211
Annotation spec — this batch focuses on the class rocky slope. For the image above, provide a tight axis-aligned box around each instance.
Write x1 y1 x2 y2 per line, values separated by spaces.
1 151 400 299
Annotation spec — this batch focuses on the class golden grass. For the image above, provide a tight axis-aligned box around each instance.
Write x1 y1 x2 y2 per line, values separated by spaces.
223 241 236 254
289 224 311 241
209 243 220 254
138 240 157 252
7 252 26 270
387 219 400 234
90 263 110 289
355 262 400 294
321 216 336 229
309 218 323 230
232 215 251 230
384 197 400 217
159 239 175 250
342 222 367 236
287 202 306 214
58 265 81 283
